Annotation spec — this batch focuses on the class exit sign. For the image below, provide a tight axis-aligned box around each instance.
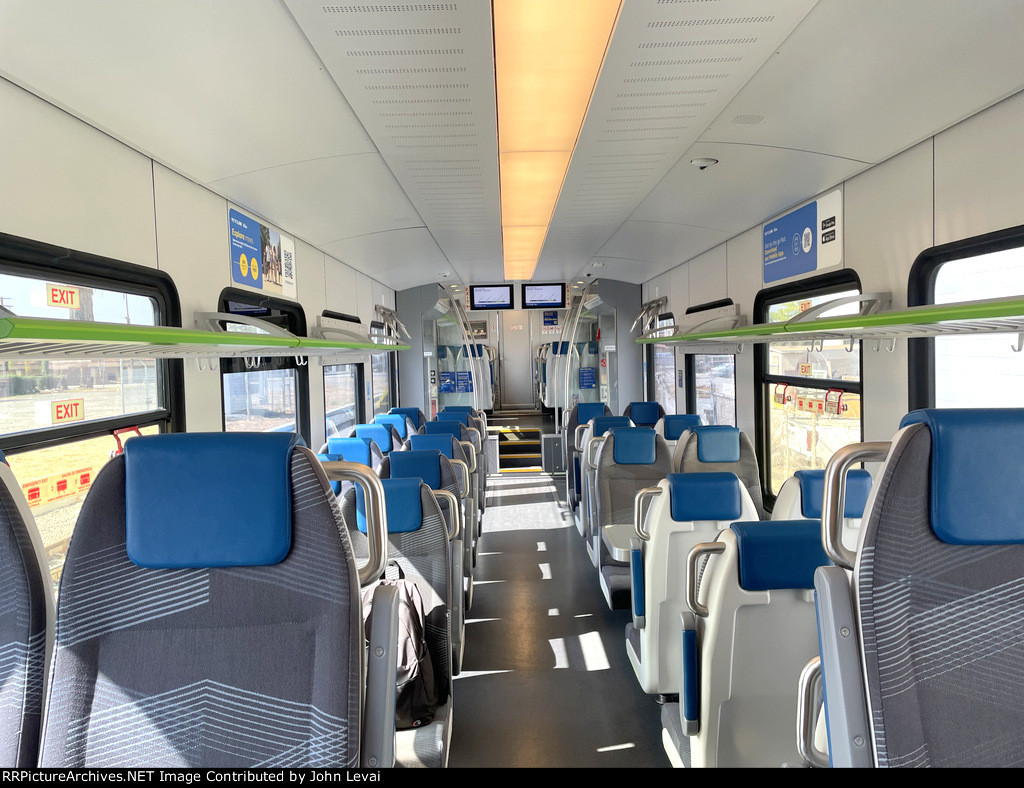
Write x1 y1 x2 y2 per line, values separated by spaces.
47 284 81 309
51 399 85 424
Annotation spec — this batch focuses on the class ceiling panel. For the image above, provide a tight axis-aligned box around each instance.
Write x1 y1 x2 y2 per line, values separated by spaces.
321 227 451 290
590 221 731 284
283 0 503 284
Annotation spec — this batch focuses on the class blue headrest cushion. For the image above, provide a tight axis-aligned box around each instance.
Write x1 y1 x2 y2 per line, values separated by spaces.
125 433 297 567
668 472 743 522
355 424 392 453
552 342 570 355
663 414 701 441
730 521 830 591
389 450 442 490
356 477 423 534
390 407 423 428
439 410 471 426
326 437 373 467
612 428 658 465
628 401 661 426
794 469 872 519
587 341 598 354
442 406 473 413
900 409 1024 544
316 453 342 495
576 402 608 426
592 416 632 437
0 448 6 465
694 425 741 463
408 434 456 459
425 421 463 440
374 413 407 439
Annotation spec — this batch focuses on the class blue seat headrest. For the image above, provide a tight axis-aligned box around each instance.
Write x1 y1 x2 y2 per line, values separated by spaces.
693 425 741 463
442 406 473 413
552 342 570 355
356 477 423 534
408 434 456 459
326 437 373 467
794 469 872 519
668 473 744 522
627 401 662 426
576 402 608 425
663 414 701 441
390 407 424 428
425 421 463 440
0 448 6 465
374 413 407 439
900 409 1024 544
587 341 599 354
355 424 393 453
438 410 471 426
730 521 830 591
316 453 343 495
389 450 443 491
592 416 631 437
125 433 297 568
611 428 658 465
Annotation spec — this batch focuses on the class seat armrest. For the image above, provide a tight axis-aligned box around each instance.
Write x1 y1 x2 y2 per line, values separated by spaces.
362 582 399 768
630 537 645 630
680 611 699 736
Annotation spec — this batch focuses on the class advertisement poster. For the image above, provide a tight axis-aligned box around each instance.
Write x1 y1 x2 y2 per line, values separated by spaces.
762 190 842 283
229 208 296 298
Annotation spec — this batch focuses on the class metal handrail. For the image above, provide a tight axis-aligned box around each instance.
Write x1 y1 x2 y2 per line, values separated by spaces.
458 441 477 473
433 489 461 541
321 460 388 586
586 435 608 470
450 458 470 500
686 541 725 617
822 442 891 569
634 487 663 541
797 656 829 768
575 424 590 452
784 292 891 327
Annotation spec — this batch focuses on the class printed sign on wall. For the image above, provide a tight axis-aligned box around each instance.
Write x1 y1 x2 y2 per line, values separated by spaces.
763 190 842 283
229 209 296 298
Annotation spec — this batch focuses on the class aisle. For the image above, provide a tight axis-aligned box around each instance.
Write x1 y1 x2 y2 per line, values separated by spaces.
448 473 670 768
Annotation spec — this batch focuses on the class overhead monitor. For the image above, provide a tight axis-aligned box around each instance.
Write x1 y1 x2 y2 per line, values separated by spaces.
521 283 566 309
469 284 515 310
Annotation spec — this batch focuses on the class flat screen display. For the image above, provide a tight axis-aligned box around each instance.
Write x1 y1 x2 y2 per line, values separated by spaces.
469 284 515 310
522 283 566 309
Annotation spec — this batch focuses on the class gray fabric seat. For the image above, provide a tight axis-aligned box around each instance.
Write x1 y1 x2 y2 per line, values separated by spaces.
39 433 366 768
675 426 764 518
0 455 51 768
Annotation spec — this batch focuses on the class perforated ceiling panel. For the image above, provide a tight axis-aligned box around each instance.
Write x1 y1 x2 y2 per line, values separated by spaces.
535 0 817 283
284 1 502 284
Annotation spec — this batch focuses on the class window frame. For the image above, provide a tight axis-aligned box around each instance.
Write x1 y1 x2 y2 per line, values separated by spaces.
753 270 864 505
323 361 365 435
0 232 183 455
644 311 677 412
908 223 1024 409
683 299 736 423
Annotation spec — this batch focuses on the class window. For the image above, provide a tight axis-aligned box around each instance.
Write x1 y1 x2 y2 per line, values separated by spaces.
0 233 182 594
684 301 736 426
218 290 309 443
909 225 1024 409
647 313 678 415
371 352 394 416
325 363 363 436
755 272 863 501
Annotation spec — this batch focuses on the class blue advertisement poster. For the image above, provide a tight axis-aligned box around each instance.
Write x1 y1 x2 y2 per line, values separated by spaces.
457 371 474 393
439 372 457 394
229 208 297 298
543 310 558 326
763 201 817 283
579 367 597 390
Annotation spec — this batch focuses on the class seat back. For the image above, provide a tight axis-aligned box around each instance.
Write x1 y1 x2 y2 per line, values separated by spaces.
623 401 665 427
373 413 408 440
355 423 396 454
676 426 765 518
563 402 612 508
390 406 426 430
579 416 633 541
654 414 701 457
594 428 673 530
40 433 365 768
773 468 872 551
317 437 384 496
0 454 52 767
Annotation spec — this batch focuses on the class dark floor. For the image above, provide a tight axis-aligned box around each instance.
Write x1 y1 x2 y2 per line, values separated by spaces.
447 455 670 768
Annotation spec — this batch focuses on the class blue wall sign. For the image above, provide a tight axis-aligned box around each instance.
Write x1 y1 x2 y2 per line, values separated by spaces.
439 372 457 394
456 371 474 393
579 367 597 390
543 310 558 326
763 190 843 284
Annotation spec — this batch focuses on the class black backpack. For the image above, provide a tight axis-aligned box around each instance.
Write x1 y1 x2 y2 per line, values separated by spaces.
362 576 439 729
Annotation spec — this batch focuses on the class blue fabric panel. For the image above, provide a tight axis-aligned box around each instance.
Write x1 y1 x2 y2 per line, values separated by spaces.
631 547 645 619
900 408 1024 544
627 401 661 426
663 414 701 441
681 628 698 724
408 434 455 459
0 448 5 465
326 437 373 467
442 406 473 413
668 472 743 522
794 468 872 519
356 477 423 534
573 456 581 496
355 424 393 453
125 433 297 568
576 402 607 425
373 413 407 439
592 416 632 437
425 421 463 440
694 425 741 463
390 406 423 428
552 342 570 355
316 453 342 495
389 450 442 491
438 346 448 360
438 410 471 426
730 520 830 591
611 428 658 465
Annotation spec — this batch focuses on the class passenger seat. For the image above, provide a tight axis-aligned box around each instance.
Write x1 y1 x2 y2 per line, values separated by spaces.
675 426 765 517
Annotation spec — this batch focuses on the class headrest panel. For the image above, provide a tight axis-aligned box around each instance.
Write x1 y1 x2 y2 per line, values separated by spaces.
576 402 608 425
389 450 442 491
663 414 701 441
900 409 1024 544
355 424 393 453
356 477 423 534
694 426 741 463
438 410 471 426
125 433 297 568
390 406 423 428
592 416 632 437
611 428 658 465
425 421 463 440
373 413 407 439
408 434 456 459
668 472 743 522
794 468 872 519
627 401 661 426
730 520 830 591
326 437 372 467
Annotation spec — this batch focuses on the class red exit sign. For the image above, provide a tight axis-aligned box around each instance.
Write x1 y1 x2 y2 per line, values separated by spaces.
51 399 85 424
46 284 80 309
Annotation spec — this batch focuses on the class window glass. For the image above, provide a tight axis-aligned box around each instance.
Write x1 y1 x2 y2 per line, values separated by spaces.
933 247 1024 407
222 369 297 433
693 354 735 426
766 290 860 383
371 353 392 416
0 273 162 438
325 363 361 436
649 314 677 416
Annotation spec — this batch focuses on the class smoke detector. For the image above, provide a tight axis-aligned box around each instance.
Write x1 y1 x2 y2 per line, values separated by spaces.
691 157 719 171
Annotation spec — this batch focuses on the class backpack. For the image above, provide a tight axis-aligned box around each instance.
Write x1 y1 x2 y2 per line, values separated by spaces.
362 576 439 729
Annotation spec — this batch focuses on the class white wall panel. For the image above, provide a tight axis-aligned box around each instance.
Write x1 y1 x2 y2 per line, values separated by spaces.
295 239 327 451
726 227 764 439
687 246 728 307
